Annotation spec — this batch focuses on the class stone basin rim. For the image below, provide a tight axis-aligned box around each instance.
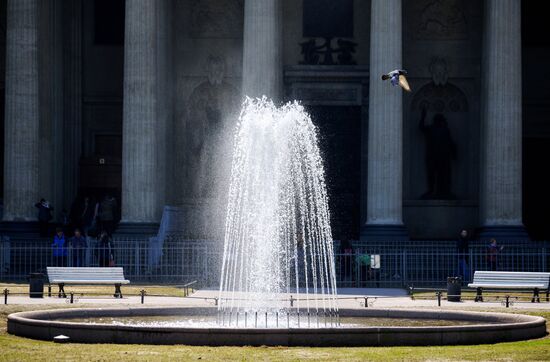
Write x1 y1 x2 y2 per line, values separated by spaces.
7 307 547 346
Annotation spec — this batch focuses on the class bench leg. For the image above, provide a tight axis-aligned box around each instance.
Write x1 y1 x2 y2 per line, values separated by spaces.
475 287 483 302
114 284 122 299
532 288 540 303
58 283 66 299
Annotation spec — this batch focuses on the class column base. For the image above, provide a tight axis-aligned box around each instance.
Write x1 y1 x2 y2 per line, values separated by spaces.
360 224 409 241
477 225 530 241
115 222 160 237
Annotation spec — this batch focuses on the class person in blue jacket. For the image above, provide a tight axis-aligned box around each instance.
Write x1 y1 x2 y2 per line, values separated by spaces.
71 228 88 267
52 227 68 267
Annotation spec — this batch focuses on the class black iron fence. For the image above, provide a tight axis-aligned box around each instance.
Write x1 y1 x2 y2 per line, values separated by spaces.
1 237 548 288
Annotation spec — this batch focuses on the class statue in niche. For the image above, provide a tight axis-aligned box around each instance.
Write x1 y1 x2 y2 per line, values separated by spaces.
187 55 239 198
418 108 456 199
412 57 468 200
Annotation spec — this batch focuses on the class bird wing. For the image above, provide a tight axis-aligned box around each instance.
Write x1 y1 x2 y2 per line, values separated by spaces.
381 74 390 81
398 75 411 92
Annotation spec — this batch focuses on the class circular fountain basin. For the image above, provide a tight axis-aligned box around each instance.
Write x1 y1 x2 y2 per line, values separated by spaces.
8 307 546 346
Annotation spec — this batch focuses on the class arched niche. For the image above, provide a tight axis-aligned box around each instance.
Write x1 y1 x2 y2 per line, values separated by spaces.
406 82 472 201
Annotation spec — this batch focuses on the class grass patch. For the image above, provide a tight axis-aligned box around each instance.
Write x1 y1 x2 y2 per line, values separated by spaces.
411 290 543 303
0 283 190 298
0 304 548 361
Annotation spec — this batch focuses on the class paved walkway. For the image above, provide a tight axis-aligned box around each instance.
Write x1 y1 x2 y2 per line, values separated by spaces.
2 288 550 311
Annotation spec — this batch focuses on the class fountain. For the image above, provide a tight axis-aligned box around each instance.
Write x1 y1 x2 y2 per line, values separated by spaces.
218 97 338 328
6 98 547 346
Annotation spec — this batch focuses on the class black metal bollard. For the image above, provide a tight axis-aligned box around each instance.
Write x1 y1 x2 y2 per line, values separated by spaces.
140 289 146 304
290 295 294 307
3 288 8 305
70 292 74 304
505 295 510 308
436 291 442 307
214 297 218 306
364 297 369 308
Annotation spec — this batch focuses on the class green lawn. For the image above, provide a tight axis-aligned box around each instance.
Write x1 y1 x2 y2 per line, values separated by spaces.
0 305 549 361
411 290 543 303
0 283 191 298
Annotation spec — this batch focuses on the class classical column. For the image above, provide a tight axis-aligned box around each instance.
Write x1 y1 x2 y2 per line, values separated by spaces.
39 0 65 222
242 0 282 100
62 0 83 209
2 0 40 221
479 0 527 239
361 0 407 240
121 0 166 229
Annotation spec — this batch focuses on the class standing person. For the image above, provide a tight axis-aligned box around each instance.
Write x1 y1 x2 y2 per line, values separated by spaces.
51 228 67 267
457 229 470 280
69 195 84 231
81 196 99 237
98 194 118 236
35 198 53 237
71 228 88 267
487 238 503 271
97 230 114 267
60 208 70 236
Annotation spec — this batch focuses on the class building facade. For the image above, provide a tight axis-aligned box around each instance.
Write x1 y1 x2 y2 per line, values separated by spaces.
0 0 549 240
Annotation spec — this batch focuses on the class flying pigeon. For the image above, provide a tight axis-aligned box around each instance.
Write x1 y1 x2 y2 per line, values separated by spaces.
381 69 411 92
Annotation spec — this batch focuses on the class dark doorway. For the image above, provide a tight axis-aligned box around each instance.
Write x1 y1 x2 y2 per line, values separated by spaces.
523 138 550 240
78 133 122 207
307 106 361 240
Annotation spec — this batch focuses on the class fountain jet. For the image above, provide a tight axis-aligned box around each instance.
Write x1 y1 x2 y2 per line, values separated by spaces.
218 97 338 327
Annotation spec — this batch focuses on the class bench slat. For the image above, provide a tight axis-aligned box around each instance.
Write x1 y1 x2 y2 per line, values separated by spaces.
46 267 129 285
49 280 130 284
468 284 547 288
469 271 550 290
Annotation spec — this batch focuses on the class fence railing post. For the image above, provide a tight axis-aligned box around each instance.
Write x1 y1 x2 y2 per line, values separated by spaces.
542 247 547 273
402 250 407 287
3 239 550 287
134 242 140 279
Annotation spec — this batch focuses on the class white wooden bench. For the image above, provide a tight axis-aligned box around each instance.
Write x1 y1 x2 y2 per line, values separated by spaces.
468 271 550 303
46 267 130 299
